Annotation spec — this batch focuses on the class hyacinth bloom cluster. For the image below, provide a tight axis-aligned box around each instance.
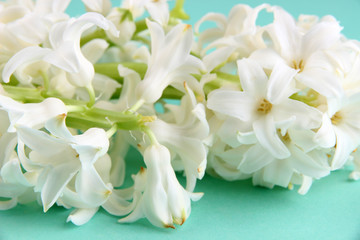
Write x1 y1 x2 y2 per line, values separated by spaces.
1 0 360 229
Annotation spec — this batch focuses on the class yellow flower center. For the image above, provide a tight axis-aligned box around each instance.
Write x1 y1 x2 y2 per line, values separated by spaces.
331 112 342 125
277 129 291 144
257 99 272 114
292 59 304 72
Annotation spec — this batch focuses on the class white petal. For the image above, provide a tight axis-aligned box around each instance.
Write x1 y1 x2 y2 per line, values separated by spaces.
75 164 112 206
331 127 356 170
296 68 342 98
314 114 336 148
1 157 32 186
16 126 68 155
188 192 204 202
109 133 129 187
288 128 318 153
0 132 17 169
142 182 172 228
273 99 322 130
208 154 250 181
16 140 39 172
82 0 111 15
72 128 109 164
42 162 79 212
2 46 51 83
81 38 109 64
203 47 234 72
298 176 312 195
65 12 118 42
35 0 71 13
252 170 274 188
145 0 169 26
263 160 293 188
302 20 342 60
237 58 268 96
267 61 297 104
0 97 67 132
117 195 144 224
253 116 290 159
45 113 74 140
289 145 330 178
249 48 285 70
148 120 207 191
67 207 99 226
267 7 300 61
0 182 27 198
102 190 134 216
217 118 255 147
195 12 227 34
227 4 269 35
92 73 121 100
6 13 48 45
145 19 165 60
239 144 275 174
142 144 175 227
0 198 17 210
207 90 254 122
136 21 193 103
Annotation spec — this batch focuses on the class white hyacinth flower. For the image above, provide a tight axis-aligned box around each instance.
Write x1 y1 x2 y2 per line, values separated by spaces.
240 128 330 193
0 0 70 78
0 96 68 208
0 0 70 46
207 58 322 159
16 114 112 212
135 19 203 104
148 83 209 191
122 0 169 26
315 94 360 170
2 12 118 89
194 4 269 60
250 6 343 98
118 144 202 228
82 0 112 16
0 95 67 132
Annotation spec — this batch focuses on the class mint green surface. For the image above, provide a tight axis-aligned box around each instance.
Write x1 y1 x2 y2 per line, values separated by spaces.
2 1 360 239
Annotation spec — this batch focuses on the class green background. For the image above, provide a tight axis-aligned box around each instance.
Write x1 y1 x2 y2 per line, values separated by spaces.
2 0 360 239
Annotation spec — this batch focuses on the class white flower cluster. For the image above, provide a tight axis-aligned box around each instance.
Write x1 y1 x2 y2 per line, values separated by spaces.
0 0 359 229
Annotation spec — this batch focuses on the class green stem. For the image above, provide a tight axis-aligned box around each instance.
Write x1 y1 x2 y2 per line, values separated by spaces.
2 85 44 102
40 70 49 93
94 62 148 80
80 29 106 46
128 99 145 112
86 85 96 108
66 114 113 130
170 0 190 20
134 19 147 35
215 71 240 84
66 105 87 113
143 127 159 145
106 124 118 138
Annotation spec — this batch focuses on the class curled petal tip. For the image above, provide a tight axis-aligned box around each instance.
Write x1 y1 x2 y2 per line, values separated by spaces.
164 224 175 229
184 24 191 31
58 113 67 119
173 217 185 226
180 218 186 225
43 205 49 213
